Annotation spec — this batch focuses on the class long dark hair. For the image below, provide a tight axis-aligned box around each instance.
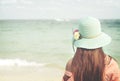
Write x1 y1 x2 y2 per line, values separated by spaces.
71 48 105 81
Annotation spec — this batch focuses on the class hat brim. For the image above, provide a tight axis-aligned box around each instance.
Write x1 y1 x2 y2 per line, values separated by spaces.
74 32 111 49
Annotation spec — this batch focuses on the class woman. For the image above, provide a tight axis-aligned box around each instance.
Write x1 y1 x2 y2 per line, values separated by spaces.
62 17 120 81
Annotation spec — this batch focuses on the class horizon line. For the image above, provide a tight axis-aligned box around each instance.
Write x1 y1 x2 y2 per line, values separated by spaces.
0 18 120 21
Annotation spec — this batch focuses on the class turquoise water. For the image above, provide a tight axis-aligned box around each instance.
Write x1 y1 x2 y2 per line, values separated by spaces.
0 19 120 68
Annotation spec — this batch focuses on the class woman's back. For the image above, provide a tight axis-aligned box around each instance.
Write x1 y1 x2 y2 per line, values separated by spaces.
63 54 120 81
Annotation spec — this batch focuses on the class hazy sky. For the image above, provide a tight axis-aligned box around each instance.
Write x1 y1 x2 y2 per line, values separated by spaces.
0 0 120 19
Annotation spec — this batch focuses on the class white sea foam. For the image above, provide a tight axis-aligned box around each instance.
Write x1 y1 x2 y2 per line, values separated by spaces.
54 18 70 22
0 59 45 67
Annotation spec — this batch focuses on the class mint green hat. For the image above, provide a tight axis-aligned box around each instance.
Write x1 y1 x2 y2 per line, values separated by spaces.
73 17 111 49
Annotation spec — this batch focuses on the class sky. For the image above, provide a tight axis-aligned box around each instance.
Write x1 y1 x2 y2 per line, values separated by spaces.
0 0 120 19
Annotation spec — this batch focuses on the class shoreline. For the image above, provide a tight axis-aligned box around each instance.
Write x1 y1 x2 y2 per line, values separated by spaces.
0 60 120 81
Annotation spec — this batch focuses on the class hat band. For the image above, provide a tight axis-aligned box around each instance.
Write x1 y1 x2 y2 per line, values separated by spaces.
82 33 102 39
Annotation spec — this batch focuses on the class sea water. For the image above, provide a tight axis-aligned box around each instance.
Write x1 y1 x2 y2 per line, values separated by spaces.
0 19 120 78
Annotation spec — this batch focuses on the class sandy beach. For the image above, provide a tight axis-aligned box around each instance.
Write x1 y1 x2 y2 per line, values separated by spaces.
0 66 64 81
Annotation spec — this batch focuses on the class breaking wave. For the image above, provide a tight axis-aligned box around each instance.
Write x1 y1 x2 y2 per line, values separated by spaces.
0 58 46 67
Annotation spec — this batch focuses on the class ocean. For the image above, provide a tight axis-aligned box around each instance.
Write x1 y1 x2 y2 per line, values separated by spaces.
0 19 120 81
0 20 74 67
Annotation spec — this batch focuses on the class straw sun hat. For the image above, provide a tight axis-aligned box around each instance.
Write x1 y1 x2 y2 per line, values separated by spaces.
73 17 111 49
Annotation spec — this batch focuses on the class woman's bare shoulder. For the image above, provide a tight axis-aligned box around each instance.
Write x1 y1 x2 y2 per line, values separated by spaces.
66 58 73 71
